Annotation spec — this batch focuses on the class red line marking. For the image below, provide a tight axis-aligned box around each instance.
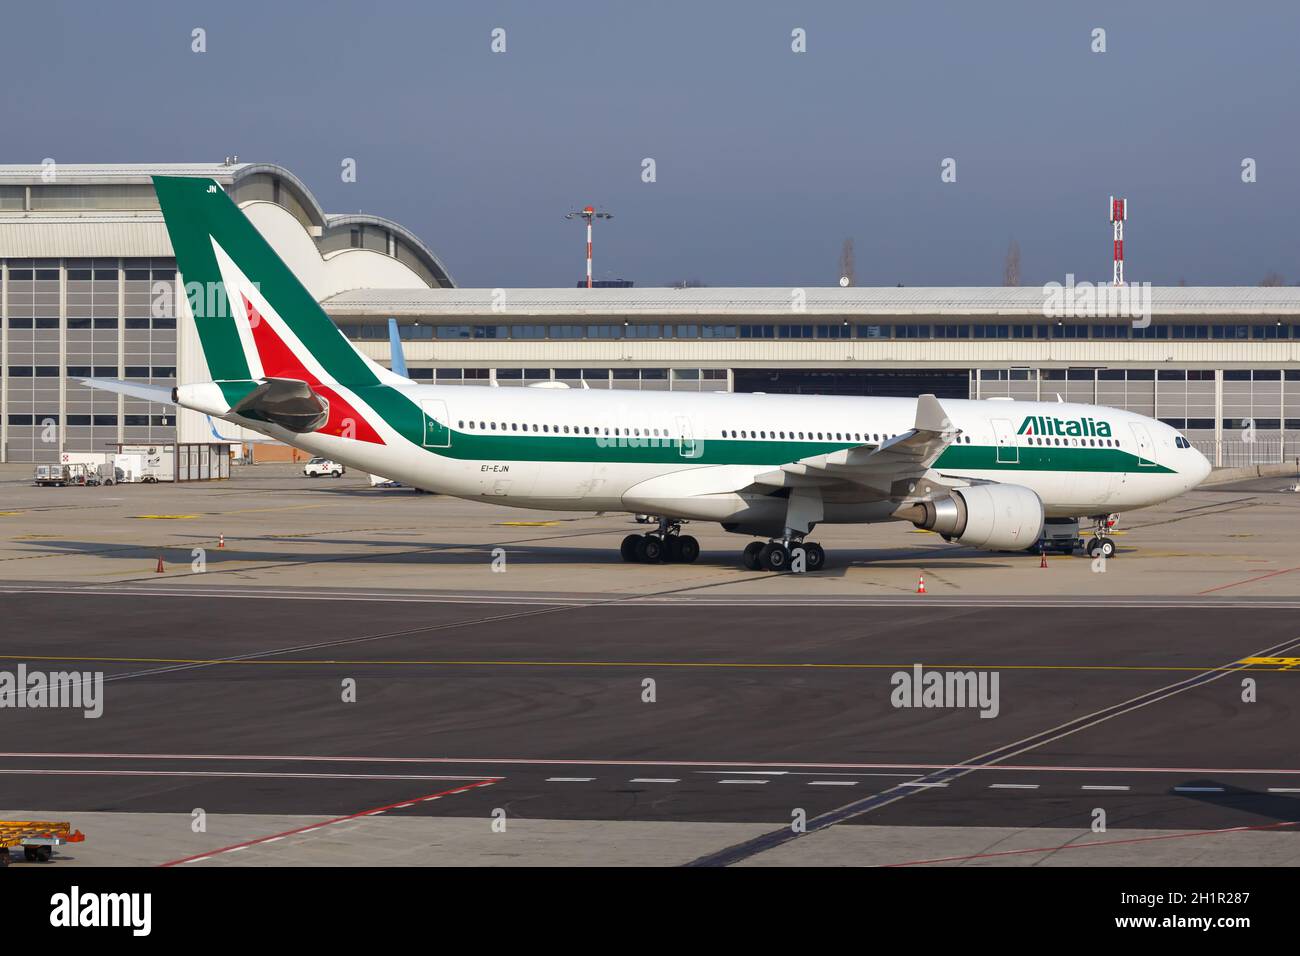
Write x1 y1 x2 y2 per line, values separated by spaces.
1199 566 1300 595
158 778 497 867
882 819 1300 867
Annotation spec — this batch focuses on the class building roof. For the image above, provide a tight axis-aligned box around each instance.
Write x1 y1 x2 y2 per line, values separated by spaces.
0 163 248 185
322 285 1300 319
0 162 454 287
0 216 171 257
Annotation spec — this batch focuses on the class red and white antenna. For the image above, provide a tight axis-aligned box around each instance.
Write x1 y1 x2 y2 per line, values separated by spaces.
1109 196 1127 285
565 205 613 288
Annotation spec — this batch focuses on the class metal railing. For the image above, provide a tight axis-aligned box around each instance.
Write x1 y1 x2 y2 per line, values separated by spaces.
1190 439 1300 469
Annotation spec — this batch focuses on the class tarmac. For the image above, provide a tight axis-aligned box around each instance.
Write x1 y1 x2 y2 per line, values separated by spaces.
1 462 1298 866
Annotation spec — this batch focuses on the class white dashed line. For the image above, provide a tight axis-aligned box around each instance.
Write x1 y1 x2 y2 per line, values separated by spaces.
630 778 680 784
720 779 769 785
1268 787 1300 793
990 783 1039 789
700 770 787 776
1173 786 1224 793
546 777 596 782
809 780 857 786
900 782 948 788
1082 785 1130 791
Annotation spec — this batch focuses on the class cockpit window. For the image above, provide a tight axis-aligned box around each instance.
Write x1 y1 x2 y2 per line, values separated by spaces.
1174 435 1190 448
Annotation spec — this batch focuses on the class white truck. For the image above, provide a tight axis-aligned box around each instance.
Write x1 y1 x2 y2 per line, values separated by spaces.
116 445 173 482
303 457 345 478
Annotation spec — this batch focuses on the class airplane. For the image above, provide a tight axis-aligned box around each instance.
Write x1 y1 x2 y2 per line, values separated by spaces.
83 175 1212 572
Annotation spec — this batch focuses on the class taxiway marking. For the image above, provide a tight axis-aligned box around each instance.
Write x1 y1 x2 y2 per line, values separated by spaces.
160 778 498 867
1199 565 1300 595
685 632 1300 867
6 582 1300 609
5 751 1300 777
2 652 1296 675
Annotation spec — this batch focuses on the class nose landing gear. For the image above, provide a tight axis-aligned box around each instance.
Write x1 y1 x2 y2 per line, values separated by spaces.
1085 513 1119 559
620 518 699 564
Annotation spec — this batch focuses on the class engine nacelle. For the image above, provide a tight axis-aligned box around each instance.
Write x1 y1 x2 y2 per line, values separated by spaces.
904 484 1044 551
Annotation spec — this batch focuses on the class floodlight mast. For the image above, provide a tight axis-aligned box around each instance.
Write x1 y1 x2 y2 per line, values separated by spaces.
565 205 613 288
1109 196 1128 285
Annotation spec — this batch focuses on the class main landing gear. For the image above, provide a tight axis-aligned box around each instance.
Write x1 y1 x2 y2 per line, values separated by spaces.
1085 513 1119 559
741 538 826 573
621 518 700 564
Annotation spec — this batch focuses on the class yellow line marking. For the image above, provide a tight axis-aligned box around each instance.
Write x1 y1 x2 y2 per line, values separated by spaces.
131 515 199 520
1240 656 1300 671
221 503 331 516
0 655 1295 673
496 521 562 527
0 512 25 517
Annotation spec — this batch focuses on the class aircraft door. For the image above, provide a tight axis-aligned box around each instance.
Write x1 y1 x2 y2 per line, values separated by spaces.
992 418 1018 464
421 399 451 448
1128 422 1155 466
677 415 701 459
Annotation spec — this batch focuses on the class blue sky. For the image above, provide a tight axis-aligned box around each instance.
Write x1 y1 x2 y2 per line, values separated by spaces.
5 1 1298 287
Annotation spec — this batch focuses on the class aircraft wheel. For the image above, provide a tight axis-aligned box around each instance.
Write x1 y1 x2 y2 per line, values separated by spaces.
1086 537 1116 559
636 535 664 563
760 543 790 572
620 534 641 562
803 542 826 572
676 535 700 564
742 541 764 570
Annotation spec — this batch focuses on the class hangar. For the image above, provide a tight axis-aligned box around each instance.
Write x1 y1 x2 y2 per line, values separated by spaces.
3 163 1297 466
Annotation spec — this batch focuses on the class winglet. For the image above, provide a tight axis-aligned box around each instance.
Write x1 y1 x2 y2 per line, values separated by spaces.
914 393 950 434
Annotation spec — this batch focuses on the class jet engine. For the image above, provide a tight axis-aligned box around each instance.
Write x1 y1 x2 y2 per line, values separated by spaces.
901 484 1044 551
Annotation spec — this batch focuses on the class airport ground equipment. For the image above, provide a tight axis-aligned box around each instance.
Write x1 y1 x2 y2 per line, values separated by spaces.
0 820 85 865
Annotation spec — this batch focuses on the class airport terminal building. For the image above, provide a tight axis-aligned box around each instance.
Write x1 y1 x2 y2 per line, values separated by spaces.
3 162 1299 465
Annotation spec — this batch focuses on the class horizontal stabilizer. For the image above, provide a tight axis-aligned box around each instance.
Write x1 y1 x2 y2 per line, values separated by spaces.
78 378 174 404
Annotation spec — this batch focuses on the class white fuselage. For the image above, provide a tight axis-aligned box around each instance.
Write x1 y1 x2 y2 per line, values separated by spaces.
216 385 1211 526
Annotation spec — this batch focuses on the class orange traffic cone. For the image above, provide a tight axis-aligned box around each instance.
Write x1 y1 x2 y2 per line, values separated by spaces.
155 555 165 573
1039 551 1048 568
218 534 225 549
916 573 927 594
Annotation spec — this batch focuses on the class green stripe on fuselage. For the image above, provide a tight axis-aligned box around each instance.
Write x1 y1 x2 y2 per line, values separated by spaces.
354 386 1173 473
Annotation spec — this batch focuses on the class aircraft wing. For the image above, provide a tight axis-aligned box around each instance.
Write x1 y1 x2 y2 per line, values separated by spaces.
78 377 174 404
748 393 961 499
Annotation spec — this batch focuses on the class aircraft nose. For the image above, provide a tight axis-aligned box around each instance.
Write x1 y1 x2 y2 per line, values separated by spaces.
1190 447 1212 488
